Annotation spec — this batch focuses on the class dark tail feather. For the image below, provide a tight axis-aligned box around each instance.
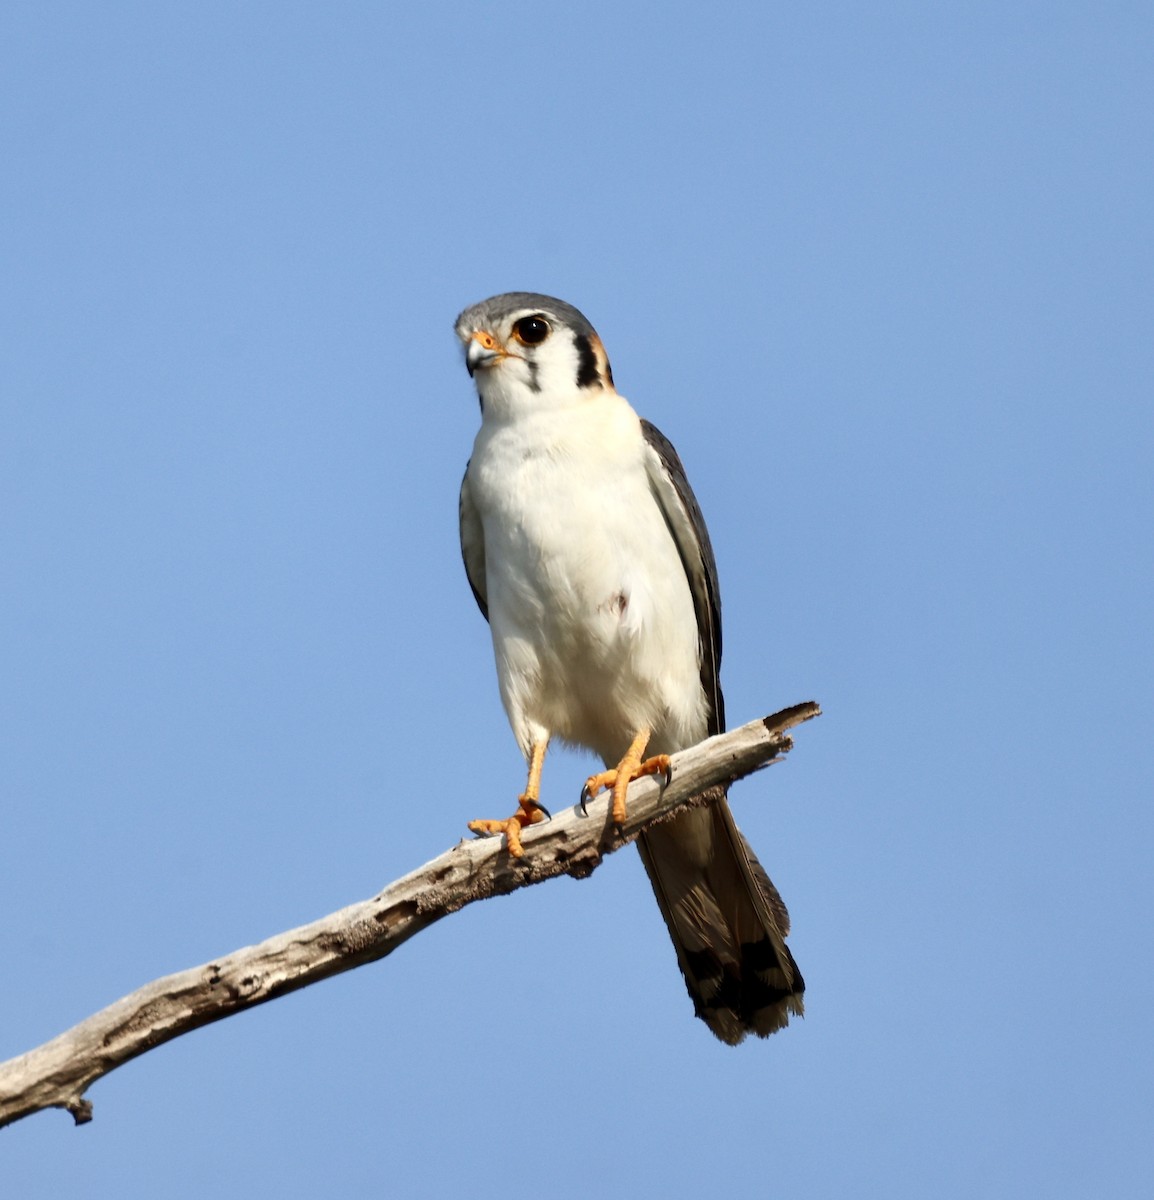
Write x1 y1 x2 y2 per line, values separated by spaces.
636 788 804 1044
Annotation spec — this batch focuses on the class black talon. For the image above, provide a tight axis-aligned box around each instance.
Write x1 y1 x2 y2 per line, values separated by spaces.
578 783 593 817
525 799 552 821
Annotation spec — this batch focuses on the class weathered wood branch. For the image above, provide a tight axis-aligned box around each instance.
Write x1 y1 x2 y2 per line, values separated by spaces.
0 702 819 1130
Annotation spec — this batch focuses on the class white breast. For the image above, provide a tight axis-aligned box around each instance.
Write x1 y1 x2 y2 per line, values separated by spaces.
467 392 707 765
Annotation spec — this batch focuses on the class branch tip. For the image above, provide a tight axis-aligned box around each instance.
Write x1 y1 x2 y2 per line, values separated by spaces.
762 701 821 735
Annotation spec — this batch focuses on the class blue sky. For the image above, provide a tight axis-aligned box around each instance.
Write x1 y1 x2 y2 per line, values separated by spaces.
3 3 1151 1196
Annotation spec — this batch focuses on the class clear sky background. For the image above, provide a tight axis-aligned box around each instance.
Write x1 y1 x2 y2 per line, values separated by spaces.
3 3 1151 1197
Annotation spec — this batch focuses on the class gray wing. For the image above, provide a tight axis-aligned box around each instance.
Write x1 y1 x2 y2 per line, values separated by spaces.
640 419 724 735
638 420 803 1043
458 465 488 621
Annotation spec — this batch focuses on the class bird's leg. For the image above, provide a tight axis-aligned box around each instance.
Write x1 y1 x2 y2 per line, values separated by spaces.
467 738 550 858
581 727 671 826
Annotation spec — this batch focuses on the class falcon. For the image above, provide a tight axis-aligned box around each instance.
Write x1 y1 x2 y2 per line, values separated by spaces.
455 292 804 1043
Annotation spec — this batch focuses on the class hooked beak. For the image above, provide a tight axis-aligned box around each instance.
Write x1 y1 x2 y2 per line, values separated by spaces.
465 330 505 376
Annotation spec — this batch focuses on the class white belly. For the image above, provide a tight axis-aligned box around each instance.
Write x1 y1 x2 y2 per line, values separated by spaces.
468 396 707 764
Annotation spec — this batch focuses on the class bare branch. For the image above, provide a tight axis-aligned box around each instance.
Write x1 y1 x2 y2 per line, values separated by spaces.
0 702 820 1129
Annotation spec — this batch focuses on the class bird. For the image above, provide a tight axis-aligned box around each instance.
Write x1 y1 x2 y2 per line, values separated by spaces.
454 292 804 1044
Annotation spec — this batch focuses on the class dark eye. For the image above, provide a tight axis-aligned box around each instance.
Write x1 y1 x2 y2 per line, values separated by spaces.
512 315 551 346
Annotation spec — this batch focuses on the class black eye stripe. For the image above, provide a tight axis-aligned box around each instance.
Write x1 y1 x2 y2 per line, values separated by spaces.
573 333 600 388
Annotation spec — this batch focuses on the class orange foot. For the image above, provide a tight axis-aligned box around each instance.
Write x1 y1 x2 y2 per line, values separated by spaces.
468 739 549 858
582 727 671 826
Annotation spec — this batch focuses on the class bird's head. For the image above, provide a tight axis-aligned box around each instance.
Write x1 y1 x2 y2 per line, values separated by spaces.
454 292 614 418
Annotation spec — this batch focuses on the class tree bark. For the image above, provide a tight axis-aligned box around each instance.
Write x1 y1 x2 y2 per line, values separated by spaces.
0 702 819 1129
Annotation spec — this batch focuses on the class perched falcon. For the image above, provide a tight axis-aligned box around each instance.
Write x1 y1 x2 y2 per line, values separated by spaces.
455 292 804 1044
